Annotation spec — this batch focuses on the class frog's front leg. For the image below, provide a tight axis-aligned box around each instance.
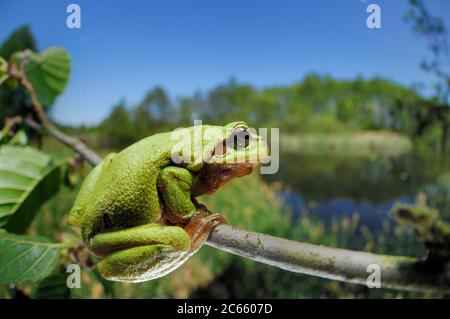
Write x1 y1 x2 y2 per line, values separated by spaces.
157 166 226 253
91 224 190 282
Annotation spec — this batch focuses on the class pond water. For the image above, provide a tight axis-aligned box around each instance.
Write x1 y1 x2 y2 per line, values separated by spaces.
263 151 450 230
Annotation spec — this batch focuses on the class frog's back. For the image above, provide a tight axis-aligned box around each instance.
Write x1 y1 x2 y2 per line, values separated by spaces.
80 132 174 240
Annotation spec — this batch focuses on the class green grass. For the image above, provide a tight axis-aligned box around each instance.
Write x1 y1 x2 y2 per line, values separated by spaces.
282 131 412 157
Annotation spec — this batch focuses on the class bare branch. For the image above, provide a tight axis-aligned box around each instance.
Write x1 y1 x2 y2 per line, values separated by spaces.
24 118 102 166
8 56 102 166
8 57 49 126
207 224 449 293
24 118 450 293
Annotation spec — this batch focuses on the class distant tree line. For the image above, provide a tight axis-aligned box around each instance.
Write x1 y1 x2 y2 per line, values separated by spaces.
97 74 449 152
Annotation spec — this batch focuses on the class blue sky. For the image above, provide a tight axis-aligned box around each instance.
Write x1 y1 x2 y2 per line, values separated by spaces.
1 0 450 125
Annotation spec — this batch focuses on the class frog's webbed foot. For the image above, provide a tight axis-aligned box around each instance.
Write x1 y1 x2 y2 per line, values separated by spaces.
184 204 227 254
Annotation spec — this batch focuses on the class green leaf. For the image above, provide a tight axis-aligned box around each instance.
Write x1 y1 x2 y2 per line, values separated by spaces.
0 126 9 144
0 25 37 60
0 129 28 146
32 273 71 299
12 47 71 106
0 230 64 284
0 56 8 85
8 130 28 146
0 145 62 233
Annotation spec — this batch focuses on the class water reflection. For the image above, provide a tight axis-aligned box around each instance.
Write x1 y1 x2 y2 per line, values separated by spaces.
263 152 450 230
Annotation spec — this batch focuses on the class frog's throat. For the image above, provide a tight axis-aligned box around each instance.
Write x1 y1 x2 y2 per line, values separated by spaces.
194 162 255 195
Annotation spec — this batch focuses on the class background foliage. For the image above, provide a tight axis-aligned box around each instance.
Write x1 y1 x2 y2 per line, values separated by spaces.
0 0 449 299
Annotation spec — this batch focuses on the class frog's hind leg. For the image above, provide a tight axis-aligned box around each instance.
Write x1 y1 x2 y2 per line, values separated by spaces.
91 224 190 282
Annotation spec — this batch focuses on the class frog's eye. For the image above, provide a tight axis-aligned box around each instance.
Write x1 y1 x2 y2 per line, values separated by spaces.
228 127 250 150
214 140 227 156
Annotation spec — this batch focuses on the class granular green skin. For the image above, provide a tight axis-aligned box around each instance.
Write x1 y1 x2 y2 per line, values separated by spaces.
68 122 268 282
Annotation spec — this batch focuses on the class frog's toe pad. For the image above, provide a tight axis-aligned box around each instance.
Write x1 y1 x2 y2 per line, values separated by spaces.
184 211 227 253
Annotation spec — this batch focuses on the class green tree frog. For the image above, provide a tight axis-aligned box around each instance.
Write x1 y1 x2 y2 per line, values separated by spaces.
68 122 268 282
